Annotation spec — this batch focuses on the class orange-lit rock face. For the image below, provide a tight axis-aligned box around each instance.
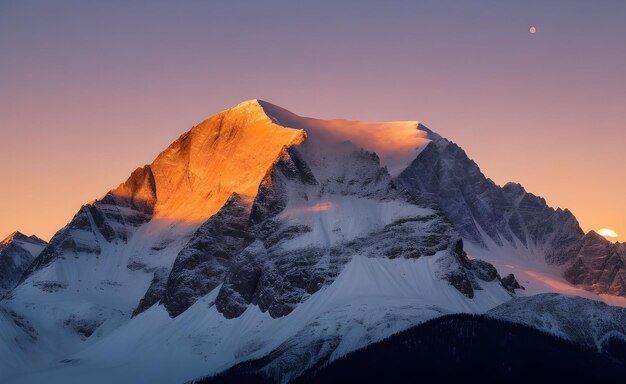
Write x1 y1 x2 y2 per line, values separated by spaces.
111 100 305 222
109 165 157 211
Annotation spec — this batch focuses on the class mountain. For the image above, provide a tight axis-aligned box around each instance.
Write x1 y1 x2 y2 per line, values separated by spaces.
0 100 624 383
0 231 46 295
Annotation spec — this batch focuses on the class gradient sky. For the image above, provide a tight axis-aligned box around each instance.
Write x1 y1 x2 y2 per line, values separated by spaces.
1 0 625 241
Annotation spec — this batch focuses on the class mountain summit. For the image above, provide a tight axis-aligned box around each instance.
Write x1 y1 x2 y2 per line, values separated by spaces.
1 100 624 383
111 100 305 223
0 231 46 295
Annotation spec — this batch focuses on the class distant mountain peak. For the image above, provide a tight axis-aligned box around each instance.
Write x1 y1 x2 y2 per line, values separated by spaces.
1 231 45 246
0 230 47 294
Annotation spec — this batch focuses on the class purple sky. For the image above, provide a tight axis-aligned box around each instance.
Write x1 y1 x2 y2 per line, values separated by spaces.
1 0 625 240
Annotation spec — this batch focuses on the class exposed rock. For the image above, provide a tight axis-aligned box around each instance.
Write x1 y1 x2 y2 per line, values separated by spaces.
563 232 626 296
158 194 254 317
216 242 264 318
398 140 513 248
471 259 499 282
63 315 103 339
108 165 157 212
132 268 169 317
436 252 474 299
500 273 524 293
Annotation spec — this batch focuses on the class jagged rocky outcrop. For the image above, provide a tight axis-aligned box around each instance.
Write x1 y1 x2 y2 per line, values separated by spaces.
398 137 626 296
0 232 46 294
398 137 514 248
500 273 524 293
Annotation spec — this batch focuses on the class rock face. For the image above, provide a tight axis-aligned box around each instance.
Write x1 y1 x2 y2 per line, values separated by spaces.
398 137 626 296
563 232 626 296
500 273 524 293
158 194 254 317
0 232 46 294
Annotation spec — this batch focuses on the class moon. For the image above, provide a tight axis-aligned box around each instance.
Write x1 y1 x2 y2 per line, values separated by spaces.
529 26 537 34
597 228 619 238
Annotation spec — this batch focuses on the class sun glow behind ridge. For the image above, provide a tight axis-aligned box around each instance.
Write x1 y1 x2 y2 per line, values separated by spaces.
597 228 619 239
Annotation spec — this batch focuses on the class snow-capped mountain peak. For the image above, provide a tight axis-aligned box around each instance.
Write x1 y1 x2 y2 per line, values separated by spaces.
1 100 624 383
110 99 305 225
257 99 436 177
0 231 46 295
1 231 45 247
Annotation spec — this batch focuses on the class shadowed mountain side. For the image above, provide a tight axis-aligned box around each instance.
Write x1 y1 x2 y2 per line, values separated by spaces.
398 138 626 297
19 189 156 283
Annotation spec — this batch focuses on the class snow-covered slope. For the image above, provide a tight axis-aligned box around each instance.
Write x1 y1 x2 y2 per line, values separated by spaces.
0 231 46 295
6 254 512 384
257 100 435 177
487 293 626 351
